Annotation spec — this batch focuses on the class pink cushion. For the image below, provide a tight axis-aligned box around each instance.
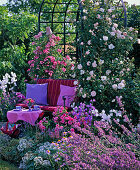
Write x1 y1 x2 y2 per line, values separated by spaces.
37 79 76 106
57 85 76 107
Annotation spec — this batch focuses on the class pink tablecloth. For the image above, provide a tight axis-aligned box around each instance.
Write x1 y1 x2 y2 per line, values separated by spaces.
7 109 43 126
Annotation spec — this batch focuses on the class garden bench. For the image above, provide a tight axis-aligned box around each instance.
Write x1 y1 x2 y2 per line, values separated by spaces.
17 79 77 113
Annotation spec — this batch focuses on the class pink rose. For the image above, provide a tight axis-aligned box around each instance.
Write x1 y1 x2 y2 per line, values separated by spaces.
57 49 62 53
62 67 66 72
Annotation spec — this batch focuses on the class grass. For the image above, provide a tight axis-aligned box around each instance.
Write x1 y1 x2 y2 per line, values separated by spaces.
0 159 18 170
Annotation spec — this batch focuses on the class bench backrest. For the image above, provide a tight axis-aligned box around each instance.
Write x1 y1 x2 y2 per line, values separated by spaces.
37 79 76 106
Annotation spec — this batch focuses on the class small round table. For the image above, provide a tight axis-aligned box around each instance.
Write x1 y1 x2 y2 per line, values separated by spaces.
7 109 43 126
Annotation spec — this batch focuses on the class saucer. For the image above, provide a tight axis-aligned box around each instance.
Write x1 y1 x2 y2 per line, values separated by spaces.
13 109 21 111
32 108 40 111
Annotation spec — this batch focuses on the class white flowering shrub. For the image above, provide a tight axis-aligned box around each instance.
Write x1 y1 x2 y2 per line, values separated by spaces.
0 72 25 121
74 0 139 124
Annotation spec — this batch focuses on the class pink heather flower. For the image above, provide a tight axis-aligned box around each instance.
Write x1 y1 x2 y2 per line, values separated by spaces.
129 27 134 31
57 49 62 53
70 128 75 132
80 42 84 45
62 68 66 72
99 8 104 12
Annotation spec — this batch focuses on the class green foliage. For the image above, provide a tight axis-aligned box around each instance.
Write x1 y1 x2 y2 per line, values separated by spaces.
6 0 42 14
0 6 38 91
0 137 21 164
0 159 18 169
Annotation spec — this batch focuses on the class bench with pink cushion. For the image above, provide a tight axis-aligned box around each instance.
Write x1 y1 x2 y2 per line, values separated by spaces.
17 79 76 112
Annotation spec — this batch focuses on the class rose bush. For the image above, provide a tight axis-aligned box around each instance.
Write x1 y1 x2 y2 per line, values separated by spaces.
27 27 75 80
73 0 139 124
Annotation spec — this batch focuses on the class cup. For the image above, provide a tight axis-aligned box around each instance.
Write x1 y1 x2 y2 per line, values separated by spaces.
34 105 40 110
16 106 22 110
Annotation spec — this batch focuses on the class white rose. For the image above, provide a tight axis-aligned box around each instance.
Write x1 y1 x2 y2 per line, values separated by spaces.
112 27 116 32
110 32 115 36
99 8 104 12
74 80 78 85
108 9 112 13
80 70 85 75
92 61 97 67
112 84 117 90
99 59 104 65
87 40 91 45
106 70 111 75
108 44 115 49
85 50 90 55
77 64 82 69
101 76 107 81
89 70 94 75
71 73 76 78
83 9 88 13
87 61 91 66
83 16 87 20
91 91 96 97
82 93 86 98
86 77 91 80
113 23 118 28
103 36 108 41
118 83 125 89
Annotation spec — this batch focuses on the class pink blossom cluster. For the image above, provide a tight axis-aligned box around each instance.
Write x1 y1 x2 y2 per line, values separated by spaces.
27 30 73 79
37 117 49 132
49 124 64 139
53 106 76 126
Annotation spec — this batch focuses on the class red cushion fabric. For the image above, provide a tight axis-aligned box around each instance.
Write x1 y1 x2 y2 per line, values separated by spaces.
16 103 28 108
39 106 58 112
37 79 76 106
